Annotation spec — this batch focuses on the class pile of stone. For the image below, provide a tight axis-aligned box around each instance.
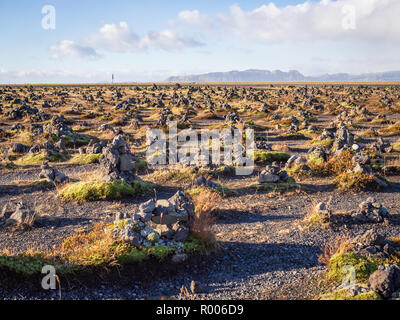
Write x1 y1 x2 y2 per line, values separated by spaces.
0 201 36 228
28 140 63 154
350 197 390 223
333 124 354 152
5 104 39 120
351 230 396 259
44 115 71 136
193 175 217 189
350 152 388 187
99 135 138 183
344 230 400 299
370 137 393 154
157 112 169 127
224 111 240 124
39 161 69 184
351 152 372 174
285 154 307 169
255 141 272 151
11 143 30 154
258 162 289 183
86 139 106 154
286 123 299 134
307 146 329 161
99 124 114 132
316 128 334 141
110 191 195 261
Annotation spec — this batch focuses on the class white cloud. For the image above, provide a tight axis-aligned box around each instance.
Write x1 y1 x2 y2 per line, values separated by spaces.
50 40 100 58
178 10 210 27
0 68 174 84
87 21 202 53
188 0 400 44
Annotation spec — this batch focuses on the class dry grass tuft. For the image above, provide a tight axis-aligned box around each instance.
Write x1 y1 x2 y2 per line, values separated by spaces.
190 189 221 246
318 235 354 266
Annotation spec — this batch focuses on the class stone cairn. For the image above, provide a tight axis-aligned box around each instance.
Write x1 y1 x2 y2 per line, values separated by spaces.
110 190 195 261
39 161 69 184
350 152 388 188
350 197 390 223
99 135 138 183
258 162 289 184
0 201 36 228
330 230 400 299
353 230 400 299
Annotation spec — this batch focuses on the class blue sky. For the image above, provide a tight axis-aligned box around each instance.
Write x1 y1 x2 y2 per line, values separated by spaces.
0 0 399 83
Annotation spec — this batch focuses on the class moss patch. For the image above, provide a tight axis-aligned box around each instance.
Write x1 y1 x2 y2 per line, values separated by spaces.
328 253 380 283
69 153 102 164
309 139 333 147
30 179 55 188
253 151 291 163
15 151 67 165
135 159 148 172
59 179 155 201
320 289 382 300
250 177 297 192
0 253 59 277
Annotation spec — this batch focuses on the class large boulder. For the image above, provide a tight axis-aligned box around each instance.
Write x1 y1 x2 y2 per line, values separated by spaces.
368 265 400 298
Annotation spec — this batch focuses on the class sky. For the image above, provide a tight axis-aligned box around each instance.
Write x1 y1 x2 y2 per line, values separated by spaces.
0 0 399 83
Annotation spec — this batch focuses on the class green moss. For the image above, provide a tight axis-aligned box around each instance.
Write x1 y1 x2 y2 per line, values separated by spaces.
197 165 236 178
59 179 155 201
17 131 35 146
113 218 131 230
309 138 333 147
52 132 92 147
152 168 195 182
15 151 67 165
113 243 149 264
298 129 317 138
69 153 102 164
307 154 325 167
0 253 58 277
135 159 148 172
278 132 306 140
215 165 236 176
183 237 207 254
251 177 297 192
286 165 312 179
30 179 55 188
188 184 235 197
253 151 291 163
320 289 382 300
130 179 156 196
304 211 329 227
328 253 380 283
147 245 177 261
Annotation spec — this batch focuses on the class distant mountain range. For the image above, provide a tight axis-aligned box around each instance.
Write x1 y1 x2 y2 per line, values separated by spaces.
166 69 400 82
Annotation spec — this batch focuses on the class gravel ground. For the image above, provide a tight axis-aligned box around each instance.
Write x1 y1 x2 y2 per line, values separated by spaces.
1 170 400 300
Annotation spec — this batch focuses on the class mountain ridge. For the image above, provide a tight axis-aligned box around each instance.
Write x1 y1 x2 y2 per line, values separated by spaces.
166 69 400 82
